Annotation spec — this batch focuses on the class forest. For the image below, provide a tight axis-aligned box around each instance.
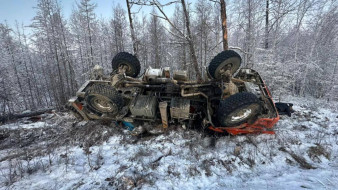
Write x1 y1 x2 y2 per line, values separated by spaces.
0 0 337 115
1 1 338 189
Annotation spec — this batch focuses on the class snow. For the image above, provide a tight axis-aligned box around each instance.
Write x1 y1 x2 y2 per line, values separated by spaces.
0 121 46 129
0 97 337 189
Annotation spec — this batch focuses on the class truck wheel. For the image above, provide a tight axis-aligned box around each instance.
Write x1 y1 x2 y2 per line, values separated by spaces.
112 52 140 77
208 50 241 79
85 84 124 116
218 92 261 127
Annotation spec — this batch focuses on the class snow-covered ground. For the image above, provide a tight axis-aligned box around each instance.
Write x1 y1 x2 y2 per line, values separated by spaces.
0 97 337 190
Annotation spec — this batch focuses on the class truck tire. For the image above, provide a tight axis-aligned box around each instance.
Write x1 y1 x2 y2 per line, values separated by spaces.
112 52 140 77
208 50 241 79
85 84 124 116
218 92 261 127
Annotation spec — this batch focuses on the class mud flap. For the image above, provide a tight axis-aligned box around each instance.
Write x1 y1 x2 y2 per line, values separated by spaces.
159 102 168 128
275 102 294 117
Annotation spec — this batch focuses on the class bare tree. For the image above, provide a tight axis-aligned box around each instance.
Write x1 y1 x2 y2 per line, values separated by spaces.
126 0 138 57
169 5 187 70
15 22 36 109
78 0 97 67
265 0 269 49
130 0 202 81
0 23 28 110
181 0 202 81
149 9 162 68
111 4 127 53
220 0 228 50
195 0 212 69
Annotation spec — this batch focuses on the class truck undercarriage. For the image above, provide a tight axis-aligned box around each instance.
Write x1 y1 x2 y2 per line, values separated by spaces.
68 50 292 135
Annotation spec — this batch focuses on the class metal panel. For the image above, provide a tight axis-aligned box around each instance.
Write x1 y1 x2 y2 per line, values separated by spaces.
159 102 168 128
144 68 163 82
170 98 190 120
173 70 188 81
130 95 158 118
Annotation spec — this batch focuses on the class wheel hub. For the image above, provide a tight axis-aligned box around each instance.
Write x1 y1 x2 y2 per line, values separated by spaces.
92 97 116 113
225 103 261 125
214 57 241 79
231 108 252 122
119 63 132 74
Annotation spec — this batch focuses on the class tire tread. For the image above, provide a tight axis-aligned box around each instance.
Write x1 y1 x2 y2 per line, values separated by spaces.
85 84 124 114
112 52 140 77
208 50 241 79
217 92 261 126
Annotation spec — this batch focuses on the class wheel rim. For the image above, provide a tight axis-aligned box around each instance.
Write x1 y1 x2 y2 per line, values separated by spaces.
119 62 134 76
225 104 260 125
230 108 252 122
91 95 118 114
214 57 241 79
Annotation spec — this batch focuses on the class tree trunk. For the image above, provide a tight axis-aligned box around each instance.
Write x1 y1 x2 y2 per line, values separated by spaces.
126 0 138 57
246 0 253 67
0 108 54 123
265 0 269 49
85 3 94 67
58 10 77 95
76 34 86 82
22 26 43 108
182 12 187 70
15 23 36 110
45 4 66 105
5 41 28 110
220 0 228 50
181 0 202 82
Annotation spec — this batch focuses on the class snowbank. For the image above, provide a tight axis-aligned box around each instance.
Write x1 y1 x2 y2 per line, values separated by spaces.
0 97 337 189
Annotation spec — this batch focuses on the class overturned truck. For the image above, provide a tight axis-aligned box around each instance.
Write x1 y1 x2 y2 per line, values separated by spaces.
68 50 292 135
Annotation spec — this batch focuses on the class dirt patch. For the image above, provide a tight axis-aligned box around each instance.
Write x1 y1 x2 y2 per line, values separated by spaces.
279 147 316 169
0 114 123 162
307 144 331 162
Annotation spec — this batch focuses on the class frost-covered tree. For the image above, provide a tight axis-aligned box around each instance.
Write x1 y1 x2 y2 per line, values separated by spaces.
149 9 165 68
1 0 338 116
111 4 128 54
31 0 76 107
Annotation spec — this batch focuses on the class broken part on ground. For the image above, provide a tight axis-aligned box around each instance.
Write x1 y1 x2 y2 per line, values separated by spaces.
68 50 293 135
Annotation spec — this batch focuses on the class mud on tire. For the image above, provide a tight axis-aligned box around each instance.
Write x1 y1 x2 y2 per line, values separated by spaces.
112 52 141 77
217 92 261 127
85 84 124 116
208 50 241 79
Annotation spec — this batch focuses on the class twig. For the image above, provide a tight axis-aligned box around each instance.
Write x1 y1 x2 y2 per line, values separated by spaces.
163 26 186 40
151 149 172 164
209 0 220 4
149 13 166 20
316 178 326 188
152 0 187 40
